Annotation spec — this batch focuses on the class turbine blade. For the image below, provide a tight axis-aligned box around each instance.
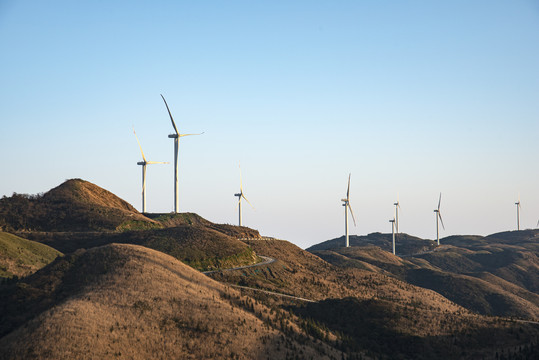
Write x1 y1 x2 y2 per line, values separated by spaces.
161 94 179 135
346 173 351 200
242 193 254 209
146 161 169 164
438 212 445 230
133 127 147 162
348 203 357 226
239 162 243 192
438 192 442 210
179 132 204 137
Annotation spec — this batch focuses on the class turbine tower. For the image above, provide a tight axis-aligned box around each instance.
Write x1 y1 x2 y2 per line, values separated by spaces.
389 218 396 255
133 128 168 213
234 162 253 226
393 197 400 233
341 173 357 247
161 94 203 213
433 192 445 246
515 195 521 231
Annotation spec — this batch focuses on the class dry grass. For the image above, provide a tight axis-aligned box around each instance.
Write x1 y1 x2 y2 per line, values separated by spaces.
0 244 344 360
0 232 62 278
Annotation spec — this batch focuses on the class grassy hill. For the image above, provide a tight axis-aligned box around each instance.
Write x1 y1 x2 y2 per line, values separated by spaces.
19 214 261 272
1 242 537 360
2 179 539 358
0 244 344 359
309 231 539 320
1 179 263 272
0 179 158 232
207 239 539 359
0 232 62 279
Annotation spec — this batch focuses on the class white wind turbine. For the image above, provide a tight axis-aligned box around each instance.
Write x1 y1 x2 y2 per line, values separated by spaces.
341 173 357 247
133 128 168 213
161 94 203 213
393 196 400 233
389 217 396 255
433 192 445 245
515 195 521 231
234 163 253 226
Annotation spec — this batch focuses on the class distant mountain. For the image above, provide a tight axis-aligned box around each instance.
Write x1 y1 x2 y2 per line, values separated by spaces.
0 232 62 279
308 231 539 320
307 232 436 255
0 179 157 232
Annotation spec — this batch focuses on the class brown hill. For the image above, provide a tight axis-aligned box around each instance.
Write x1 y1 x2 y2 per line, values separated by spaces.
1 179 263 271
310 232 539 320
0 179 157 232
207 239 539 359
0 243 343 360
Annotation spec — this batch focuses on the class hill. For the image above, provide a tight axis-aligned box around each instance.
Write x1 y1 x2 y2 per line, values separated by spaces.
207 239 539 359
1 179 262 271
0 243 343 360
308 232 437 255
0 179 158 232
309 231 539 320
19 213 261 272
0 232 62 279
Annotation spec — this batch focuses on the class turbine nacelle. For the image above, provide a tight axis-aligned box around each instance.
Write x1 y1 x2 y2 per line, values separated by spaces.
168 134 179 139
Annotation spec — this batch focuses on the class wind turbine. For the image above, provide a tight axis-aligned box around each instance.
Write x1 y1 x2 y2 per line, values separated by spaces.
133 128 168 213
433 192 445 246
389 217 396 255
393 196 400 233
161 94 203 213
515 195 521 231
234 162 253 226
341 173 357 247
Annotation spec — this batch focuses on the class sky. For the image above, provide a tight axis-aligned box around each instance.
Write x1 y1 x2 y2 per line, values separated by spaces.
1 1 538 249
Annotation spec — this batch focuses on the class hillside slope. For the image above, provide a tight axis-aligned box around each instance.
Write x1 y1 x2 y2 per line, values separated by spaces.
0 232 62 279
208 239 539 359
0 244 342 360
310 231 539 320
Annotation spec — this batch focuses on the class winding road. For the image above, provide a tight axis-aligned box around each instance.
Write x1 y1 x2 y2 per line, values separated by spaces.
201 255 315 302
202 255 275 275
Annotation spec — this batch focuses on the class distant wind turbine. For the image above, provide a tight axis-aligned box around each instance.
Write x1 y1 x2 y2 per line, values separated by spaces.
389 217 396 255
515 195 521 231
393 196 400 233
234 162 253 226
341 173 357 247
133 128 168 213
161 94 203 213
433 192 445 245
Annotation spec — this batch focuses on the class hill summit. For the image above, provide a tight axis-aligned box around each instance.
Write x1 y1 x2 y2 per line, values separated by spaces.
0 179 157 232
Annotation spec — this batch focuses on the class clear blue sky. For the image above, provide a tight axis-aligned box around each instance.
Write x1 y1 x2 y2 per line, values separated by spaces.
1 1 538 248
